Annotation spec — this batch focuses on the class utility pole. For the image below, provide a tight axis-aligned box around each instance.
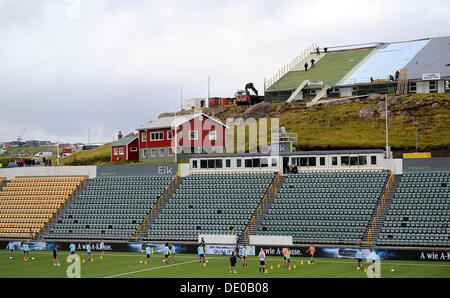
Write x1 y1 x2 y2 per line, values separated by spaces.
88 126 92 144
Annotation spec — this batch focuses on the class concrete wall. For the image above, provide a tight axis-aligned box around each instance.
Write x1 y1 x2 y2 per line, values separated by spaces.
198 234 237 245
97 164 177 177
0 166 97 180
249 235 293 246
403 157 450 172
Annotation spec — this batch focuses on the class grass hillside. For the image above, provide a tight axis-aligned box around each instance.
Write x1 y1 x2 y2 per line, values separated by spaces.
202 93 450 155
60 143 111 166
57 93 450 166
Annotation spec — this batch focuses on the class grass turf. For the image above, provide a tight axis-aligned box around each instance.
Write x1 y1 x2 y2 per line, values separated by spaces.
1 251 450 278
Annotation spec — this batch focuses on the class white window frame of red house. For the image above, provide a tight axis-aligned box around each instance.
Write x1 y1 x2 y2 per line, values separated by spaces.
114 148 118 155
150 131 164 141
143 149 147 158
119 147 124 155
167 131 173 140
130 147 138 152
168 147 173 156
189 130 198 140
159 148 165 156
151 148 156 157
209 131 217 140
141 131 147 142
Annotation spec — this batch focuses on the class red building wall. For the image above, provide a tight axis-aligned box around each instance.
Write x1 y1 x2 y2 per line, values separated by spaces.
139 115 226 150
111 138 139 161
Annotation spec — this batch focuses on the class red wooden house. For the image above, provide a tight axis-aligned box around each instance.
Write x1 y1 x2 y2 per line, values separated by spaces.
137 113 227 162
110 132 139 162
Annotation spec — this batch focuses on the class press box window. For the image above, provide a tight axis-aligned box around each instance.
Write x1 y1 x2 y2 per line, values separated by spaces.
300 157 308 167
332 156 338 166
236 159 242 168
350 156 358 166
319 157 325 166
192 160 198 169
245 159 253 168
208 159 215 168
200 160 207 169
215 159 223 168
225 159 231 168
371 155 377 165
252 159 260 167
358 156 367 166
271 158 277 167
308 157 316 167
261 158 268 168
341 156 349 166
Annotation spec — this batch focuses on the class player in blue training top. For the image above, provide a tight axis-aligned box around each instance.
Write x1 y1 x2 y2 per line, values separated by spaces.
69 242 76 255
356 248 364 270
198 243 206 264
169 243 176 264
22 242 29 261
242 245 248 268
86 243 92 262
6 241 14 259
164 243 170 265
99 240 105 259
145 246 151 264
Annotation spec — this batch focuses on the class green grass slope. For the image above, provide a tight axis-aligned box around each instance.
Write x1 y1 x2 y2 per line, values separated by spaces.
204 93 450 154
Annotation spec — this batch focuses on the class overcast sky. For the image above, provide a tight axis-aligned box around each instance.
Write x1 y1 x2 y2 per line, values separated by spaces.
0 0 449 144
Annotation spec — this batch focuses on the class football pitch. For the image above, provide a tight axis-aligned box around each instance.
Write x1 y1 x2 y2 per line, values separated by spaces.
1 251 450 278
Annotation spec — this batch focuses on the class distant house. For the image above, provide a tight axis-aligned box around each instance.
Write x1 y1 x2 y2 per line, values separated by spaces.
185 98 206 110
110 132 139 162
137 113 227 163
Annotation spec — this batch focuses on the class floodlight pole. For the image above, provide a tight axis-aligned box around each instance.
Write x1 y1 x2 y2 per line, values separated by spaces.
385 94 389 158
414 122 418 152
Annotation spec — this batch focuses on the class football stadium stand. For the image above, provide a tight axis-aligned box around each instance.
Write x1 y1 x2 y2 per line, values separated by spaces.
267 48 374 92
265 36 450 105
255 171 389 245
342 39 430 85
0 176 86 239
377 171 450 247
46 175 174 240
143 173 276 242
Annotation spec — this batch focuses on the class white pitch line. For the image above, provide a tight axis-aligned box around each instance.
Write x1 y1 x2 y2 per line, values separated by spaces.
103 258 212 278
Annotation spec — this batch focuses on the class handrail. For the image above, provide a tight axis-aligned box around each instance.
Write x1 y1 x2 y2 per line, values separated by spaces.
244 173 280 242
366 168 396 246
133 175 180 240
265 43 318 90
